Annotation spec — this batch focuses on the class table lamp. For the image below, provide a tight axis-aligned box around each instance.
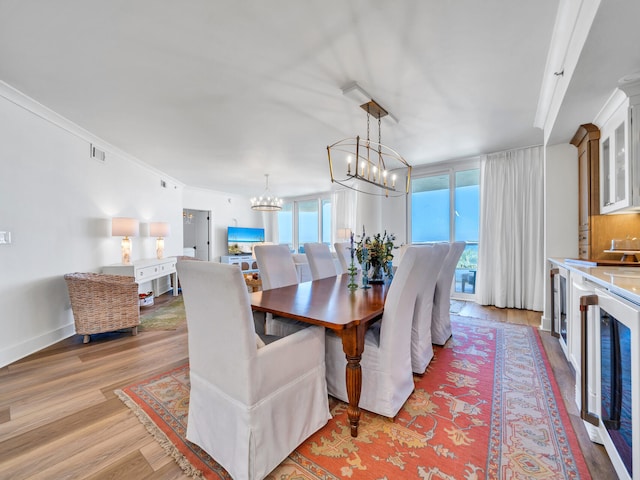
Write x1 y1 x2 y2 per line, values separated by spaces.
150 222 170 259
112 217 139 264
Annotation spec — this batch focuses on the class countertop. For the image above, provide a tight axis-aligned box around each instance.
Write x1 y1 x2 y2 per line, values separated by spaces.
550 258 640 305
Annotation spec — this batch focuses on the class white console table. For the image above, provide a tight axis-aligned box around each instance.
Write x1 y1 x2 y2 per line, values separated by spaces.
103 257 178 297
220 255 259 273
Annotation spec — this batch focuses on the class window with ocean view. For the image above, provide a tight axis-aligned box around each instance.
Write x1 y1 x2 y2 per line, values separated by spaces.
411 166 479 296
277 197 331 253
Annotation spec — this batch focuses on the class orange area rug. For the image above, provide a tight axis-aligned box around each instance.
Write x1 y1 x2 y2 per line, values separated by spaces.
116 316 591 479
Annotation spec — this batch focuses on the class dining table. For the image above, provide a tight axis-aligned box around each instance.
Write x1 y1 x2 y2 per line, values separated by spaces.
250 273 390 437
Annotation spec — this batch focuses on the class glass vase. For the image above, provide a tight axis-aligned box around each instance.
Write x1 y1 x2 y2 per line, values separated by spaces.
370 263 384 284
361 261 371 289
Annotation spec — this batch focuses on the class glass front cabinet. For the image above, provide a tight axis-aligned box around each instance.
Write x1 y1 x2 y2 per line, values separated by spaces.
598 76 640 215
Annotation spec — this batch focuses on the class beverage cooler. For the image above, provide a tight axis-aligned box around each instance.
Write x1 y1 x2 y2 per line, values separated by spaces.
550 265 570 360
580 287 640 480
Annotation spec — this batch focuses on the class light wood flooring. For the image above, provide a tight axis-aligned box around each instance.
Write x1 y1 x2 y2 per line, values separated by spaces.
0 294 617 479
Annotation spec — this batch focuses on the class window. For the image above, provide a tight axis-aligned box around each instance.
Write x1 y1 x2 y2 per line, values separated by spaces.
322 199 331 245
411 174 450 243
411 164 479 296
277 203 293 251
277 197 331 253
297 200 319 252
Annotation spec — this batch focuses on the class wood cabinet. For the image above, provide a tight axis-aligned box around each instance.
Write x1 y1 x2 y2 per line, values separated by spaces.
571 124 600 260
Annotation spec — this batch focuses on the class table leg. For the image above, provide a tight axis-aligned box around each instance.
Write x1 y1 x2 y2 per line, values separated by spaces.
172 272 179 296
341 323 367 437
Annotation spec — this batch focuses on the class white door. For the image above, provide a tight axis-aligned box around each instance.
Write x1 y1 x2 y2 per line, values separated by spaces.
183 209 210 261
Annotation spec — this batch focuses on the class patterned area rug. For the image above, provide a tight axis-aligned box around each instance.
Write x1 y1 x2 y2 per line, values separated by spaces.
116 317 591 479
138 296 185 331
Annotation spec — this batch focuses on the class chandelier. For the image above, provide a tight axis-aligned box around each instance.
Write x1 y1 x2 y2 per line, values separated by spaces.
327 90 411 197
250 174 283 211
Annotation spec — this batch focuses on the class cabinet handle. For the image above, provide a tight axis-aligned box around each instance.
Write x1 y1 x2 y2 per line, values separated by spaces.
579 295 600 426
604 201 613 207
549 268 560 338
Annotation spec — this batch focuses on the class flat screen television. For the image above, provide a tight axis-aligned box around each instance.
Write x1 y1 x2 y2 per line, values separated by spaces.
227 226 265 255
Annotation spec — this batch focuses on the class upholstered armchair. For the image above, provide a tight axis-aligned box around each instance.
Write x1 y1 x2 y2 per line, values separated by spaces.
176 260 331 480
64 272 139 343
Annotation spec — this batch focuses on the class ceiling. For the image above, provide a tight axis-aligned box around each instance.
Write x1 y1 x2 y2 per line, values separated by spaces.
0 1 632 199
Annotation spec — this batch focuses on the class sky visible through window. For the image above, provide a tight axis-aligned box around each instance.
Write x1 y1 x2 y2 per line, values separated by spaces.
277 199 331 252
412 184 479 243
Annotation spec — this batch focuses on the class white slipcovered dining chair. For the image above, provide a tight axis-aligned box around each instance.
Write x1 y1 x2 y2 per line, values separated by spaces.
304 242 337 280
254 244 308 337
334 241 361 274
431 241 466 345
254 244 299 290
176 260 331 480
324 246 427 418
410 243 449 374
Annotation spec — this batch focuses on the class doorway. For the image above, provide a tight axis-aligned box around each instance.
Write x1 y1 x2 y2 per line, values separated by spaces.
183 209 210 261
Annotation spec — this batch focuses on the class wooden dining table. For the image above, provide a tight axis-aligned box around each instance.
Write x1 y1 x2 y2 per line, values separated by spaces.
250 273 390 437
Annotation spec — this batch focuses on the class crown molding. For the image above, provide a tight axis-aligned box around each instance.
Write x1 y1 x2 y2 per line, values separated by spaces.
0 80 184 188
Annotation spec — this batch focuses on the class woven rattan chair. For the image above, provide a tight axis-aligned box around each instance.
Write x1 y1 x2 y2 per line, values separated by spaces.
64 272 140 343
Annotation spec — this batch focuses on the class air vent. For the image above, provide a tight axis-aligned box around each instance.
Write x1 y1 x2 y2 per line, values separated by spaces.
90 144 106 162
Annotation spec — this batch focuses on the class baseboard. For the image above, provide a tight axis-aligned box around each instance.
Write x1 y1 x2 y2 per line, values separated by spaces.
0 323 75 368
540 314 552 332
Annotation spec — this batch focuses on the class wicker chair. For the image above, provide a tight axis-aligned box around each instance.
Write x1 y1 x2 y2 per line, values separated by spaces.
64 272 140 343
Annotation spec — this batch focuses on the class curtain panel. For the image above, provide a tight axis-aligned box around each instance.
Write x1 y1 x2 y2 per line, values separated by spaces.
331 188 357 245
477 146 544 311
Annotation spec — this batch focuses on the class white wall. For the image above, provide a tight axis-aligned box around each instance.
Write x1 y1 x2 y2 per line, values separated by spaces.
0 86 184 367
381 194 408 248
541 142 579 329
182 186 263 261
355 191 382 237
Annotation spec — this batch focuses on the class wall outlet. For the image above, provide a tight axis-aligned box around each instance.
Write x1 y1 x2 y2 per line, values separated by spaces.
0 231 11 245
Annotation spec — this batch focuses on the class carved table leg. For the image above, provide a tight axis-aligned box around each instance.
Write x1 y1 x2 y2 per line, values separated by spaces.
342 323 366 437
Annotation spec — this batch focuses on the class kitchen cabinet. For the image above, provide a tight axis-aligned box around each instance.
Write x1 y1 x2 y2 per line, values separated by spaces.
599 103 630 213
548 258 640 479
570 124 600 259
597 75 640 214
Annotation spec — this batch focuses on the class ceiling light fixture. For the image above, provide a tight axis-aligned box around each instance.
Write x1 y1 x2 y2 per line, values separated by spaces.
327 83 411 197
250 174 283 211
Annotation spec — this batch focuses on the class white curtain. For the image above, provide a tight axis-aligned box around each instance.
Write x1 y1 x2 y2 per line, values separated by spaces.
476 146 544 311
331 188 357 245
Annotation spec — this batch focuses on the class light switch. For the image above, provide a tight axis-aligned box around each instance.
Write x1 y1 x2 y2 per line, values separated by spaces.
0 231 12 245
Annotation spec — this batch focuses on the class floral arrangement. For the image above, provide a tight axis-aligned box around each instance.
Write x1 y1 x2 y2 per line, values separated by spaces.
355 227 396 278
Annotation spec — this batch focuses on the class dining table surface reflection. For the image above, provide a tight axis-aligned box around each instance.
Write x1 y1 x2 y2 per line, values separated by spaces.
250 273 390 437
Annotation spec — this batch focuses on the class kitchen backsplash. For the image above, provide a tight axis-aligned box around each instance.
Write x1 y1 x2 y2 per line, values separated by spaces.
591 212 640 260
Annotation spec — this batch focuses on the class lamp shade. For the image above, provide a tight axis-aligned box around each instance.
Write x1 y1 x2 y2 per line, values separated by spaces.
111 217 139 237
149 222 170 237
